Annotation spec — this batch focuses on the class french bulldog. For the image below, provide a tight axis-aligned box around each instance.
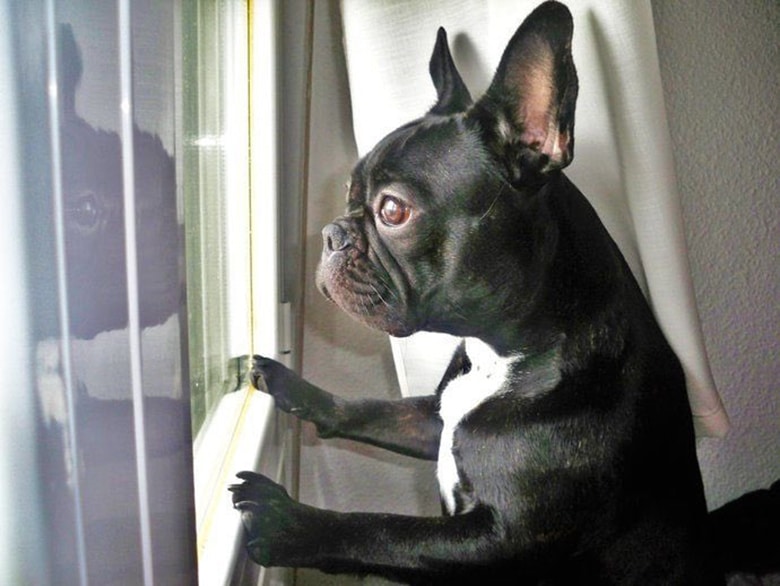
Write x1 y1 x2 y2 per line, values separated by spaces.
231 2 721 583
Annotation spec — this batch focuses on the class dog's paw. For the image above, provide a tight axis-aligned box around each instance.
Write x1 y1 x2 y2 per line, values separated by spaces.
229 471 304 567
250 355 300 403
250 355 282 391
250 355 307 417
250 355 340 434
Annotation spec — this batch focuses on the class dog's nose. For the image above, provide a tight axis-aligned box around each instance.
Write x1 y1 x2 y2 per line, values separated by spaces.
322 223 351 252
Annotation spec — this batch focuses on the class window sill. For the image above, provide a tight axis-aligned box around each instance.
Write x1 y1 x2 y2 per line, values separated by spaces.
193 386 288 585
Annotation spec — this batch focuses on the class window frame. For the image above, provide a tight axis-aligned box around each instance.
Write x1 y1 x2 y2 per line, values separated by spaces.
179 1 294 584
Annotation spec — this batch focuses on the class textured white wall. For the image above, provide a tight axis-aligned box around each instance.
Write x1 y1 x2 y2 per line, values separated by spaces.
296 1 779 583
651 0 780 510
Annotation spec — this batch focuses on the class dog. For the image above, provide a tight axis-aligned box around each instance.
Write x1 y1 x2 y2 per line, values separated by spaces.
231 2 722 583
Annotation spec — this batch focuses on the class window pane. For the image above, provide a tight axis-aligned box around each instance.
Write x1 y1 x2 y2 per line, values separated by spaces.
181 0 250 436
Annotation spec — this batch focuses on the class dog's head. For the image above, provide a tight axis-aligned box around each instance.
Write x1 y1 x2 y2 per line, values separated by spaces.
316 1 578 340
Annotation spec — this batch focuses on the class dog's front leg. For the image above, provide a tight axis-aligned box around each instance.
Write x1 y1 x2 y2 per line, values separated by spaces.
251 355 441 459
231 471 500 581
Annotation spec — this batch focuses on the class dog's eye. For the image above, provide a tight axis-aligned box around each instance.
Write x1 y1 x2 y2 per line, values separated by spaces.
66 191 101 229
378 195 411 227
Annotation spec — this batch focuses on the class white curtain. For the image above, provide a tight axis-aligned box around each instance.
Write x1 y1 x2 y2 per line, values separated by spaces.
340 0 729 437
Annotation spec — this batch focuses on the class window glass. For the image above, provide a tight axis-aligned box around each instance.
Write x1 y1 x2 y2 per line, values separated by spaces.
181 0 251 436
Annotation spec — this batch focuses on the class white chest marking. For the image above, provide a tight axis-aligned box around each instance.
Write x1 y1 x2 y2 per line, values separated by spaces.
437 338 516 514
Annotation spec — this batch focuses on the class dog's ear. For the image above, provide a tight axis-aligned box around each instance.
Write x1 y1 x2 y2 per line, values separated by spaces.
428 28 473 115
474 1 578 180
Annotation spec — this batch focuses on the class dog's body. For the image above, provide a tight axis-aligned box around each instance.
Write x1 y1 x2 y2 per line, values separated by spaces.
231 2 720 583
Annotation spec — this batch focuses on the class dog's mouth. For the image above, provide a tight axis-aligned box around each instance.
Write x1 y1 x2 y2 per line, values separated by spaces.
316 278 333 302
315 222 415 337
316 256 414 337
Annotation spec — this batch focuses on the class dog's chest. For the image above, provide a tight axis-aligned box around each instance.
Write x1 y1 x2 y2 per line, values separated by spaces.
437 338 515 514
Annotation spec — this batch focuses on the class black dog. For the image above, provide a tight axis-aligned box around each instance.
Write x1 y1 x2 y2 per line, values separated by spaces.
231 2 720 583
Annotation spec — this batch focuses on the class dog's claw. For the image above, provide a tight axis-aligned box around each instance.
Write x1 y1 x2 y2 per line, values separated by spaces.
250 355 297 395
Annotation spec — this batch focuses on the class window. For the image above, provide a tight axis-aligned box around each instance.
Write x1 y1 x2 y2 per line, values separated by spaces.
182 0 252 438
180 1 293 583
2 0 303 583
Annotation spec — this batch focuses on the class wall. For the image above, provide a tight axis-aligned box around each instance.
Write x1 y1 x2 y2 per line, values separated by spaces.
297 0 779 583
651 0 780 510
